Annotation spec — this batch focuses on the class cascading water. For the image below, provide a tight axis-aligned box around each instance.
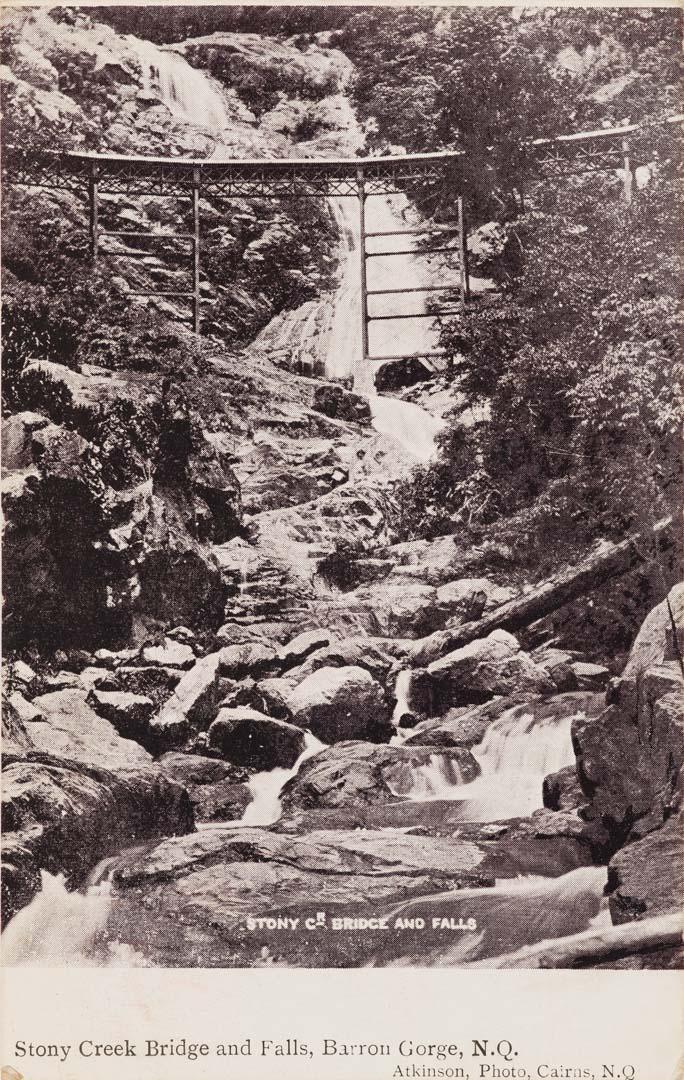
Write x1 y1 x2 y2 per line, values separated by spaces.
367 695 610 965
255 191 446 461
392 669 413 728
1 868 147 968
127 36 234 144
388 754 466 799
451 699 584 822
239 731 325 826
377 865 608 967
393 697 588 821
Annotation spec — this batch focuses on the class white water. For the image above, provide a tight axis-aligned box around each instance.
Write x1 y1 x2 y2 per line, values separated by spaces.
382 865 608 966
1 870 147 967
394 699 585 820
256 188 447 461
239 731 325 826
392 669 413 727
127 35 445 462
128 36 234 145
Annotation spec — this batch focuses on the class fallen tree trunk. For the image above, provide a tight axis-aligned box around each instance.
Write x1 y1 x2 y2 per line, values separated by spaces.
465 909 683 969
413 517 673 664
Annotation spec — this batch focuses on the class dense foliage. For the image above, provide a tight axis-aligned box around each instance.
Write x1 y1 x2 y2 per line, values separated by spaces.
337 7 682 220
365 9 683 590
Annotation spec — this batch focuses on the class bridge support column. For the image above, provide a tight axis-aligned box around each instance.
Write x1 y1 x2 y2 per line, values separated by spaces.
192 166 201 334
88 161 99 259
457 195 470 309
622 137 634 205
357 167 369 366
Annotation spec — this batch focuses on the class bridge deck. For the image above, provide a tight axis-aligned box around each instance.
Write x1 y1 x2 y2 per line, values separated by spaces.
2 114 679 336
4 114 680 199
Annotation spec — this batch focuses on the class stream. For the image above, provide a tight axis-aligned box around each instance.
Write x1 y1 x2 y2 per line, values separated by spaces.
3 693 608 968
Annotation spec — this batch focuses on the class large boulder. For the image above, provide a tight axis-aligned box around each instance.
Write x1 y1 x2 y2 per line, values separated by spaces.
568 590 684 850
543 765 585 812
2 686 193 928
256 677 296 720
621 583 684 682
141 639 195 670
87 691 155 747
1 411 50 470
375 356 434 392
351 582 441 638
103 823 492 966
426 630 554 711
158 753 251 823
571 661 610 691
148 652 224 750
607 813 683 925
291 637 395 686
572 670 683 845
208 707 305 769
287 665 393 743
277 628 330 669
281 740 479 811
5 363 238 649
1 423 127 650
26 689 153 770
2 753 192 928
312 384 371 424
405 698 512 749
218 642 280 680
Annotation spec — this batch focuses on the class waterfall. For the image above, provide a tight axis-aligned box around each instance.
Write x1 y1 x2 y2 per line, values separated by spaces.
392 669 413 727
254 191 445 461
369 395 443 462
395 697 587 821
239 731 324 826
128 36 233 139
2 869 147 967
459 699 581 821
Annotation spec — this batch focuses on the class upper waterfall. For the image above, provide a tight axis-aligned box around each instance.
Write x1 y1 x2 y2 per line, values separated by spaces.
128 36 234 139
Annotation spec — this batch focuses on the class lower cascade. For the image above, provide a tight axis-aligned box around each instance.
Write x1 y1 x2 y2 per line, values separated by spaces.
239 732 325 827
1 869 146 968
394 699 585 821
380 866 609 966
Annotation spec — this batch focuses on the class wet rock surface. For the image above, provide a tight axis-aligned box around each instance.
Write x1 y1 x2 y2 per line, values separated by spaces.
104 824 493 967
208 707 306 769
607 813 683 926
281 740 480 811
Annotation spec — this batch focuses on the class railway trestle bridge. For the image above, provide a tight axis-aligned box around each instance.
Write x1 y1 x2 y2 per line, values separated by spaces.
3 117 679 367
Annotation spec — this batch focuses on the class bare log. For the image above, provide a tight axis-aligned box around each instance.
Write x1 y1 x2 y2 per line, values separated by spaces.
412 517 673 664
465 910 683 968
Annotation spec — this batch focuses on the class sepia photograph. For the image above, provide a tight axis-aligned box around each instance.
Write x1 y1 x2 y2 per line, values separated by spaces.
1 0 682 978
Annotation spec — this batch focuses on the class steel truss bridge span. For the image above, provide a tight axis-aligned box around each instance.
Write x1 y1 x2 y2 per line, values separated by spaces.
3 116 680 343
3 119 672 198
